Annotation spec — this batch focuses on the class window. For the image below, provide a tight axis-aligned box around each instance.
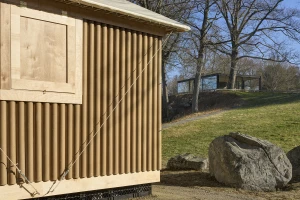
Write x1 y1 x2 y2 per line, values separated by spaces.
0 4 82 104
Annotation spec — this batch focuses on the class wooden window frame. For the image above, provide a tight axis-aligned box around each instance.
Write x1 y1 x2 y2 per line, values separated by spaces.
0 4 82 104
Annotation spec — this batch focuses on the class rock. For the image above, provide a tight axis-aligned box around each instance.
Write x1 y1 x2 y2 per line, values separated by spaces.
167 153 208 171
287 146 300 182
209 132 292 191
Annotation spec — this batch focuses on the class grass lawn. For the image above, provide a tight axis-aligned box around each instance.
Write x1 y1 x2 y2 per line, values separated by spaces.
162 92 300 165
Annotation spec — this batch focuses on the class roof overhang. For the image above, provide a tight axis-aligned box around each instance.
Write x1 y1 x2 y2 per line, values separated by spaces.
62 0 190 33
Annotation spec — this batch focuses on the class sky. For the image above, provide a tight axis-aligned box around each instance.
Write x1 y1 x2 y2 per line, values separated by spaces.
282 0 300 51
168 0 300 80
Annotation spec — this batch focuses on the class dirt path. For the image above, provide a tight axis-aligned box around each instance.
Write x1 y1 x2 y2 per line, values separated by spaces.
132 171 300 200
162 109 228 129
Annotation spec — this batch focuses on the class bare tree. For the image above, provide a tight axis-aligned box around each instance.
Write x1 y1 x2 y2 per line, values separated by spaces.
260 62 300 91
129 0 192 120
180 0 217 112
214 0 300 89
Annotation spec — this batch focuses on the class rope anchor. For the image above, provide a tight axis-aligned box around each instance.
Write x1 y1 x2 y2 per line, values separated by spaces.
0 148 41 197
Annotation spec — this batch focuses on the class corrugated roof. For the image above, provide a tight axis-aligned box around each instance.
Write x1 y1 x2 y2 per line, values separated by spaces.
69 0 190 32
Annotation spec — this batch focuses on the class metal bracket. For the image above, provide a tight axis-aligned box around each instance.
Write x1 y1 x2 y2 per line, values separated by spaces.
62 10 68 17
20 1 27 8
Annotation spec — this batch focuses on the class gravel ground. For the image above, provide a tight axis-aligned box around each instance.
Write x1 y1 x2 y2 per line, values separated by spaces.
131 170 300 200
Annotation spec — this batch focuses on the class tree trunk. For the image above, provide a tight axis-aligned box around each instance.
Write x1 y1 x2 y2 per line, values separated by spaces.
191 0 209 113
162 60 169 120
227 49 238 89
192 52 204 112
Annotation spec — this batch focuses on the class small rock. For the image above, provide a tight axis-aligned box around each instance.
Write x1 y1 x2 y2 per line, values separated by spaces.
167 153 208 171
287 146 300 182
209 132 292 191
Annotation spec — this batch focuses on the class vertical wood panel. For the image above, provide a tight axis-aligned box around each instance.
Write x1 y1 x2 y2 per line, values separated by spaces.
0 101 7 186
157 39 162 170
131 31 137 173
142 33 148 172
125 30 132 174
94 23 101 177
67 105 73 180
88 21 95 178
59 104 66 177
100 24 108 176
147 36 153 171
0 3 11 89
8 102 16 185
81 21 88 178
113 27 120 175
74 105 80 179
43 103 50 181
136 32 143 173
0 19 163 186
119 28 126 175
51 103 58 180
107 25 114 176
35 103 42 182
152 37 158 171
18 102 25 182
26 103 34 181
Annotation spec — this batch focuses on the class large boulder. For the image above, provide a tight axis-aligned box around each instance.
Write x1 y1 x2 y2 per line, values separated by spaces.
167 153 208 171
287 146 300 182
209 132 292 191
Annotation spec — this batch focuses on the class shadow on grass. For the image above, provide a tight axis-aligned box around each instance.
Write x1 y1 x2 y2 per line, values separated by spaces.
157 170 300 192
157 170 226 188
238 92 300 109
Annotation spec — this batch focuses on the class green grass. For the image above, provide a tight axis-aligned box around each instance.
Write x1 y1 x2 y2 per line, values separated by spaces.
162 92 300 163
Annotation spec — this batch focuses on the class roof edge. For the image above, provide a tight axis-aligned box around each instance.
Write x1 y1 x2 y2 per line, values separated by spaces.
69 0 190 32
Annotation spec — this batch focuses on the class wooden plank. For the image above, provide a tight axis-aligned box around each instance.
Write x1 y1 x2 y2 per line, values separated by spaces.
131 31 137 173
67 105 73 180
10 5 20 80
0 3 11 89
0 90 82 104
35 103 42 182
0 101 7 185
8 102 16 185
107 25 114 176
125 30 132 174
26 102 34 181
147 36 153 171
157 39 162 170
75 19 83 101
2 4 82 104
119 28 126 174
59 104 66 178
142 33 148 172
73 105 81 179
43 103 50 181
0 171 160 200
18 102 26 182
19 16 67 83
80 21 88 178
136 32 143 173
87 22 95 178
94 23 101 177
113 27 120 175
67 25 76 85
51 104 58 181
152 37 158 171
100 24 108 176
11 80 75 94
19 6 75 26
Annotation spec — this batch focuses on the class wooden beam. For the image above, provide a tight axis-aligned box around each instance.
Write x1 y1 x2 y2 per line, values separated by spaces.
0 171 160 200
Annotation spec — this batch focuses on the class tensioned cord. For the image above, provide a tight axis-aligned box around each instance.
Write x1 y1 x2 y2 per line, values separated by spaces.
43 31 174 196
